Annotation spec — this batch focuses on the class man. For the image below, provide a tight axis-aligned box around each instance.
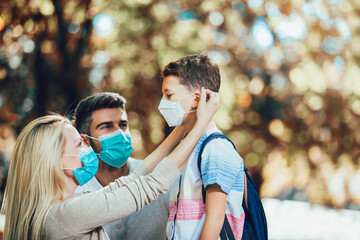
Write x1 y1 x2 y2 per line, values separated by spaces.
74 92 170 239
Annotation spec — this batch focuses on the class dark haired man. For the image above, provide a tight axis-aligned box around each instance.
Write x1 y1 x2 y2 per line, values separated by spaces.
159 54 245 240
74 92 171 240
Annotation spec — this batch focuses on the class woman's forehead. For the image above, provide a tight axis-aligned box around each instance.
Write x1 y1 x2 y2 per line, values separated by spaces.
63 124 80 139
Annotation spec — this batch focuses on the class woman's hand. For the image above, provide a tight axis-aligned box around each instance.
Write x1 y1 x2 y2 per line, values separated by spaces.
195 87 220 130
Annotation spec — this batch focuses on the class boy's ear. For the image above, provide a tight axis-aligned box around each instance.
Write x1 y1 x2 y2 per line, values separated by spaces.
191 90 201 110
80 133 91 147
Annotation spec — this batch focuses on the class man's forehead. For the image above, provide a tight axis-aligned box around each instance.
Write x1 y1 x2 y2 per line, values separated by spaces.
91 108 127 124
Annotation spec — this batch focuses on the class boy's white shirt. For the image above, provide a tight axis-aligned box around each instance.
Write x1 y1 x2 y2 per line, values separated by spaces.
166 121 245 240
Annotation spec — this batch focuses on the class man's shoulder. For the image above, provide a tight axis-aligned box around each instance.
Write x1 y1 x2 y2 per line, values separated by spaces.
75 176 102 194
128 157 142 173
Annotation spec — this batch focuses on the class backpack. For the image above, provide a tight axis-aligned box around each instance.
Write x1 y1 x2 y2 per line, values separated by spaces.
197 132 268 240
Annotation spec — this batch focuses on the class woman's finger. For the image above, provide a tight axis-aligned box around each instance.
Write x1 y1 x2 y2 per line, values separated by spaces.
199 87 206 105
206 90 219 105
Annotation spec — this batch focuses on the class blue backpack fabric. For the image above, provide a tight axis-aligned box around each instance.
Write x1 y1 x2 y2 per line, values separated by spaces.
197 132 268 240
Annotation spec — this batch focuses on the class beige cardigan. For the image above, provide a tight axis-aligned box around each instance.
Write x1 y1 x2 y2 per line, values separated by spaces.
44 158 179 239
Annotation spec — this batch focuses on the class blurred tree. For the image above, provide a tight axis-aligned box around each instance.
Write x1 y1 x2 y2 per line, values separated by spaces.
0 0 94 131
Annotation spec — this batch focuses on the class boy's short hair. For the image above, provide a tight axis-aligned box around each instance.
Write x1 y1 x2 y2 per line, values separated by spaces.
74 92 126 135
162 54 221 92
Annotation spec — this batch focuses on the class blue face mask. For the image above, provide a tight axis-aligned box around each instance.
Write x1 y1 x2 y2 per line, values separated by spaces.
62 146 99 186
87 129 133 168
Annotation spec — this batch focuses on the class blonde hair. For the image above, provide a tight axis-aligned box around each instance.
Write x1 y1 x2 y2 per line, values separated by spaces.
1 115 71 239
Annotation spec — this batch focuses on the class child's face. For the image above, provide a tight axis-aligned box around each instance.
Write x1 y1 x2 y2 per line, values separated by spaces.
161 75 198 124
162 75 194 106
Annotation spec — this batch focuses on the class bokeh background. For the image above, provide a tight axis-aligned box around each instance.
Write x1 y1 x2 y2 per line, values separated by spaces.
0 0 360 238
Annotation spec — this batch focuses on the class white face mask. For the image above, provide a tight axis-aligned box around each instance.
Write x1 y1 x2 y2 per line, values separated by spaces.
158 93 196 127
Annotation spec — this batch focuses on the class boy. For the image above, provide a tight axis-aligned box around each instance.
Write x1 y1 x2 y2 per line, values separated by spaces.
159 54 245 240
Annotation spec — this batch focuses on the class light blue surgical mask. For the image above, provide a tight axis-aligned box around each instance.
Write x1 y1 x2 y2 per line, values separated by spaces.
62 146 99 186
87 129 133 168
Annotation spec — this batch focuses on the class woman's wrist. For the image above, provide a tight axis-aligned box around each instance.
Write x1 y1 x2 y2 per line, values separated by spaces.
173 125 186 139
192 120 208 136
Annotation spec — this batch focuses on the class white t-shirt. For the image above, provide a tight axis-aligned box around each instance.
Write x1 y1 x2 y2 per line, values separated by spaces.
75 158 170 240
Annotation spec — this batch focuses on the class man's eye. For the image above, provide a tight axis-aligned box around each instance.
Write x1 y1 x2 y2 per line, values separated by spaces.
78 141 83 147
101 125 111 129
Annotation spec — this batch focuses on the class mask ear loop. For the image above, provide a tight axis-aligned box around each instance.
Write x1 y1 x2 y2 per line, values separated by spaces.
61 147 99 176
83 135 102 150
160 92 196 104
62 153 99 157
161 92 198 114
185 109 197 114
85 135 100 141
178 93 196 102
184 92 200 114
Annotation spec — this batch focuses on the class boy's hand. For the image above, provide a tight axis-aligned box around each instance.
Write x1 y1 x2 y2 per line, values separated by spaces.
195 87 219 129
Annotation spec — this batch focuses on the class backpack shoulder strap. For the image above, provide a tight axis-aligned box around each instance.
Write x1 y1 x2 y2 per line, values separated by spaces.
197 132 236 204
197 132 236 240
198 133 268 240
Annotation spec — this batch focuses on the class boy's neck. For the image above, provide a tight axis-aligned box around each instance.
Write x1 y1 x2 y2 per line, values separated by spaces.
184 115 216 135
205 120 216 132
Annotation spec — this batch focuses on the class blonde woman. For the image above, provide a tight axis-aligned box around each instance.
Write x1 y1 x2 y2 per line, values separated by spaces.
1 89 219 239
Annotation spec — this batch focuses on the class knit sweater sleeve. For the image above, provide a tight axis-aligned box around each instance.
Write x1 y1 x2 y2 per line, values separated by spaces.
100 163 151 193
44 158 179 238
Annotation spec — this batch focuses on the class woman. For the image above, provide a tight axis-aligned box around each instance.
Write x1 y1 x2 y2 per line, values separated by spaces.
1 88 219 239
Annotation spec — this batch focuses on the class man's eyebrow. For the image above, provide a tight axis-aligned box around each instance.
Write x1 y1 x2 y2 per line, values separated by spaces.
119 120 128 125
95 121 113 129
